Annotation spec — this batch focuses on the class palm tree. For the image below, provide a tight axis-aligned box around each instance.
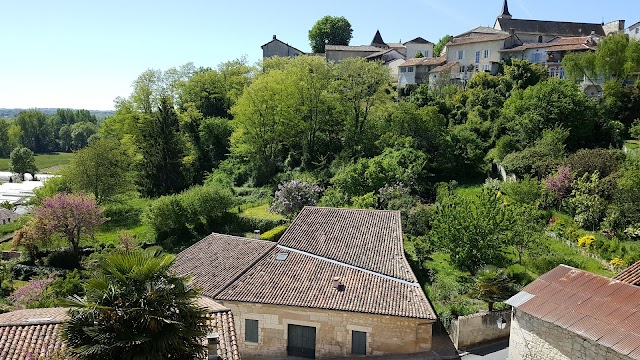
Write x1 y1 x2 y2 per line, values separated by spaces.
61 249 209 360
470 266 518 312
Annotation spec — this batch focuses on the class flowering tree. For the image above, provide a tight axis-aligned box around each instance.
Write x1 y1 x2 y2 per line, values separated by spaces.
31 193 107 256
271 180 322 218
544 166 573 202
8 276 54 309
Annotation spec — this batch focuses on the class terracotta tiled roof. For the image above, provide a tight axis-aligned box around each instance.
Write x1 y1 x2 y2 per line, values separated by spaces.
506 265 640 359
448 34 511 46
172 234 276 298
400 56 446 67
198 296 240 360
278 207 416 282
502 36 596 52
496 18 605 36
0 308 69 360
216 247 436 319
325 45 383 52
614 260 640 286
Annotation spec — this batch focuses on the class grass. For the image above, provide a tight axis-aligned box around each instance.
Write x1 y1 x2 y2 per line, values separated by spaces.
240 204 285 221
454 184 484 199
0 152 75 173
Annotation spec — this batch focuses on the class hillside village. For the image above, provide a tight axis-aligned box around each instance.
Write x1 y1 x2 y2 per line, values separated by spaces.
1 1 640 359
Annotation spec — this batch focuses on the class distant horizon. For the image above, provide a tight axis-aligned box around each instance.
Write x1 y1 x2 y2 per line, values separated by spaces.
1 0 638 110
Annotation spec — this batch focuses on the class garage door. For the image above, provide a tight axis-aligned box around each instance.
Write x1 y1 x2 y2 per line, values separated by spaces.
287 324 316 359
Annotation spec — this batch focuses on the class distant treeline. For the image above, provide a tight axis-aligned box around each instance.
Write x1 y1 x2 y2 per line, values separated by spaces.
0 108 114 121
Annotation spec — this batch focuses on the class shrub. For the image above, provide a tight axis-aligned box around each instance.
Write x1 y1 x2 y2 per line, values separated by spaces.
350 192 378 209
271 180 322 218
8 275 54 309
610 257 626 270
45 250 80 270
578 235 595 249
260 225 288 242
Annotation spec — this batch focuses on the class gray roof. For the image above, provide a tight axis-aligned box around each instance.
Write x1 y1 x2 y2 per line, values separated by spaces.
496 18 605 37
404 37 433 45
325 45 383 52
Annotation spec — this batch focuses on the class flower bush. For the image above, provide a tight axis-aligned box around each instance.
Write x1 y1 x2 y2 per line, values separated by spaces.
271 180 322 218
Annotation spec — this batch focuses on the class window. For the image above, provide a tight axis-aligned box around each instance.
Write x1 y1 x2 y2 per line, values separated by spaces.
475 65 479 72
538 36 543 43
532 53 542 63
483 49 490 58
400 67 407 73
423 51 429 57
407 67 414 73
245 319 259 343
475 51 480 63
352 331 367 355
460 66 466 73
482 65 491 72
457 50 465 60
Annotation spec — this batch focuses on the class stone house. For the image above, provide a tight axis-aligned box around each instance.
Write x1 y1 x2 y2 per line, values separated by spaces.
445 33 512 84
0 302 240 360
629 21 640 41
0 208 18 225
173 206 436 359
262 35 305 59
429 61 460 88
506 264 640 360
397 56 446 88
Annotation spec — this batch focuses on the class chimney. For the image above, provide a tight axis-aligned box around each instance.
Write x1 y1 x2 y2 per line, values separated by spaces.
207 330 220 360
273 35 276 40
332 276 346 291
509 28 516 36
253 230 261 239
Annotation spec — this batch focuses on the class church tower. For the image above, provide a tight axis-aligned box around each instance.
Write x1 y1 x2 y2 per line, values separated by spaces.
498 0 512 19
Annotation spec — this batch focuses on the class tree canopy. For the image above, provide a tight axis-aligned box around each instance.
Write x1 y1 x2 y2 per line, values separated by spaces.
308 16 353 53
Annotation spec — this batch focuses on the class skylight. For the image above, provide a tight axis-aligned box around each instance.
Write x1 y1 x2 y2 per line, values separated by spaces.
275 253 289 261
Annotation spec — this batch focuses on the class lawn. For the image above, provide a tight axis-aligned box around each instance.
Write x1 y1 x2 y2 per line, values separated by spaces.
0 152 75 173
240 204 285 221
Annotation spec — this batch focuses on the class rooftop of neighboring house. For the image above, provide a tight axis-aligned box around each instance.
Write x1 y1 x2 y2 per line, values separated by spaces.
447 33 511 46
506 264 640 359
0 307 69 360
495 18 606 37
325 45 384 52
0 208 18 221
404 37 433 45
614 260 640 286
629 21 640 30
501 35 598 52
431 61 460 73
173 206 436 320
455 26 509 38
399 56 447 68
261 35 305 54
197 296 241 360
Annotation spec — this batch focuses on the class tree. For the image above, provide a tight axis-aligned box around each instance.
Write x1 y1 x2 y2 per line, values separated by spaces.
0 119 9 157
430 190 509 274
470 266 517 311
433 35 452 57
271 180 322 219
9 146 37 179
569 171 607 230
413 51 424 58
62 249 209 360
64 138 133 203
308 16 353 53
30 193 106 256
15 109 54 153
137 97 186 197
503 59 548 90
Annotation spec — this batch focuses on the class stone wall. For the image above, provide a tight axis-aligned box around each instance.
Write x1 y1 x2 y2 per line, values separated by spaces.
449 310 511 349
509 309 632 360
262 39 303 59
219 301 433 359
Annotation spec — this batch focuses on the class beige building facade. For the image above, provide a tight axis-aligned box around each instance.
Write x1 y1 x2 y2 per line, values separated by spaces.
262 35 304 59
221 301 433 359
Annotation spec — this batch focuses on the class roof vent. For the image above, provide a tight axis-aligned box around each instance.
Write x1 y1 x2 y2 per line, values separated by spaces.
275 252 289 261
332 276 346 291
253 230 260 239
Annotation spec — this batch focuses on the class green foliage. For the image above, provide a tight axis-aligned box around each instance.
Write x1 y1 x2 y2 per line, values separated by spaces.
631 119 640 140
502 78 597 150
61 250 209 360
413 51 424 58
569 171 607 230
63 138 133 203
469 266 518 311
9 146 37 178
144 186 234 248
501 177 542 206
308 16 353 53
260 225 288 242
502 128 568 178
503 59 548 90
137 98 187 197
433 35 452 58
0 119 10 157
564 149 625 178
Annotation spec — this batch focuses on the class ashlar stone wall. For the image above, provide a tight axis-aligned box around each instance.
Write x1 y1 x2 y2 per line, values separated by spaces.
219 301 433 359
509 309 632 360
449 310 511 349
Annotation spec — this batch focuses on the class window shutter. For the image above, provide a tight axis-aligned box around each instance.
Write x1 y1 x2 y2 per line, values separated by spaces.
352 331 367 355
245 319 259 343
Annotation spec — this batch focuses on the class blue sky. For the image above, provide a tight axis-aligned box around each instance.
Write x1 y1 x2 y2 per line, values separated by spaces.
0 0 637 110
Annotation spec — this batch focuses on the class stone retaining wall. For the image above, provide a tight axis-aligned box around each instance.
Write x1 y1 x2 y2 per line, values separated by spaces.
449 310 511 349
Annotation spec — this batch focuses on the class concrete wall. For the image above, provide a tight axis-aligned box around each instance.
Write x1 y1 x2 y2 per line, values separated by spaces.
219 301 433 359
406 43 434 59
449 311 511 349
509 309 633 360
262 40 303 59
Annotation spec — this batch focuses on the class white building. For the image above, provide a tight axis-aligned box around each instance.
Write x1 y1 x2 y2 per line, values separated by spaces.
629 21 640 41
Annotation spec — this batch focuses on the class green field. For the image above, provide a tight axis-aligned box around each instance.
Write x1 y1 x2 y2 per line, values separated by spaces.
0 152 75 173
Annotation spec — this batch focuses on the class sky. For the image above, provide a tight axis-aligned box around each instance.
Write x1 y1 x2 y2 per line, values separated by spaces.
0 0 638 110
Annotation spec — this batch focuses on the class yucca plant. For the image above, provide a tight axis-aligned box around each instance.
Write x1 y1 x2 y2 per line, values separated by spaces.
61 248 209 360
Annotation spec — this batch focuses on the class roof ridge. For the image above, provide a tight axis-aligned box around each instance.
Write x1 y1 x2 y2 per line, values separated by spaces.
211 240 276 298
300 205 401 214
276 244 419 287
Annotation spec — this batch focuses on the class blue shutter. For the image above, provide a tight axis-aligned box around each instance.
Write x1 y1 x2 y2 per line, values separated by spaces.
352 331 367 355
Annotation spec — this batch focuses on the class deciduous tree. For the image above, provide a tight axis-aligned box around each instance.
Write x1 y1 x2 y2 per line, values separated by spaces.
308 16 353 53
9 146 37 179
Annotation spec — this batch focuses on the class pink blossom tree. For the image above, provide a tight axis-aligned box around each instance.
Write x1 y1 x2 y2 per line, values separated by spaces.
544 166 573 200
31 193 107 256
